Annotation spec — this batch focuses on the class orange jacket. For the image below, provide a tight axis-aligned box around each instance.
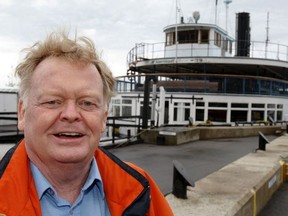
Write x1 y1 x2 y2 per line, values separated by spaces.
0 140 173 216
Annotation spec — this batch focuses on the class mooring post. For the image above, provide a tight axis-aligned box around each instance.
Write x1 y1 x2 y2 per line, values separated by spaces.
172 160 195 199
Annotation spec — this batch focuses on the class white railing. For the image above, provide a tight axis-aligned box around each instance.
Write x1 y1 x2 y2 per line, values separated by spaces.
127 40 288 67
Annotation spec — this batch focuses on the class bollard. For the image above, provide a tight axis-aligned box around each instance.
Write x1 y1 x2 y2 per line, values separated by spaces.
256 131 269 151
172 160 195 199
127 129 131 139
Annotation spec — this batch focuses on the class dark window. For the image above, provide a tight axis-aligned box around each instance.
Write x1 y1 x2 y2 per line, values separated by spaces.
277 111 282 121
122 106 132 116
209 102 227 108
277 104 283 109
245 79 258 94
173 107 178 121
208 109 227 122
251 110 264 121
231 103 248 108
200 30 209 44
196 102 205 107
226 78 243 93
196 109 204 121
178 30 198 44
185 108 190 120
252 103 265 108
231 110 247 122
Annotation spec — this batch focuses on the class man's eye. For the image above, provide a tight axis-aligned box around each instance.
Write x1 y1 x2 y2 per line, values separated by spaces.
79 101 97 110
41 100 61 108
83 101 93 106
47 101 57 104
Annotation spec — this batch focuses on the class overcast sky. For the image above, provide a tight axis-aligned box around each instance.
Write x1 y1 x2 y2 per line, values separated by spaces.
0 0 287 88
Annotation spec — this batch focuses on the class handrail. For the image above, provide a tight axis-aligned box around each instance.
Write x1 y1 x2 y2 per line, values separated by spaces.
127 40 288 67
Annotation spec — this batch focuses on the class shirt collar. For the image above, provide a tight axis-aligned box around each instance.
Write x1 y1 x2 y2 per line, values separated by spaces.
30 158 105 200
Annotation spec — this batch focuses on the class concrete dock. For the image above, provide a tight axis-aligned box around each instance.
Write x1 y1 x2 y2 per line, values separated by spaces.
112 133 288 216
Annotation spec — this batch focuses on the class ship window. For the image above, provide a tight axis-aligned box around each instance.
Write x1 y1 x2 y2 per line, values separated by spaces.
245 79 258 94
277 111 282 121
226 78 243 93
229 40 233 54
184 108 190 120
196 101 204 107
214 32 221 47
166 32 175 46
200 30 209 44
252 103 265 108
267 110 275 121
178 30 198 44
251 110 264 121
122 99 132 104
209 102 227 107
173 107 178 121
231 103 248 108
223 39 228 51
196 109 204 121
122 106 132 116
112 99 121 104
267 104 275 108
277 104 283 109
231 110 247 122
208 109 227 122
112 105 121 117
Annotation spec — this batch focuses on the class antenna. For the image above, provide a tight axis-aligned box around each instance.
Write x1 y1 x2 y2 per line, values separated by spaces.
265 12 270 59
215 0 218 25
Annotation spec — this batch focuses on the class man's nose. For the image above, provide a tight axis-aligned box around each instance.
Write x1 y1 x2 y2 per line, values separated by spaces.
60 101 81 122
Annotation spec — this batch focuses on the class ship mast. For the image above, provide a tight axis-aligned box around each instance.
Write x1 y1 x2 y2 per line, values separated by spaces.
265 12 270 59
224 0 232 33
175 0 179 60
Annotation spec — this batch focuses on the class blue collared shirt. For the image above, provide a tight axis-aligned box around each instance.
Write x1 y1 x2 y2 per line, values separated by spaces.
30 158 111 216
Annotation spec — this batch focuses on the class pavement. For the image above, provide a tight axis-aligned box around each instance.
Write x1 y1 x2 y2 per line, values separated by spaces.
109 135 277 194
0 134 285 215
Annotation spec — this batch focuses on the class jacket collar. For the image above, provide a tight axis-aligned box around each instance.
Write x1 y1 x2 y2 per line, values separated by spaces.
0 140 41 215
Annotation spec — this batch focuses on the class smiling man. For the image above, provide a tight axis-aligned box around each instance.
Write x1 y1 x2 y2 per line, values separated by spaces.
0 32 173 216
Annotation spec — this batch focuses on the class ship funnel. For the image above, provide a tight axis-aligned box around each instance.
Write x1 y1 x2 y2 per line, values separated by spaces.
193 11 200 23
235 12 251 57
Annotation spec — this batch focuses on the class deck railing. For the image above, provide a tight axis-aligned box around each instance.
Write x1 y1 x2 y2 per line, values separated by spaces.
127 40 288 67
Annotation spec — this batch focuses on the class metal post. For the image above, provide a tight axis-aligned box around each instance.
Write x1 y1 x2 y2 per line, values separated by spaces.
112 119 115 144
142 76 152 129
172 160 195 199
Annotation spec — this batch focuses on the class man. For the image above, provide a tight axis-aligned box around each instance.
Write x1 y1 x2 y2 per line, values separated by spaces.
0 31 173 216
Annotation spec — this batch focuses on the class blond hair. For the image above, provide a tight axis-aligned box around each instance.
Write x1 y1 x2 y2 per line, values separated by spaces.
15 31 115 107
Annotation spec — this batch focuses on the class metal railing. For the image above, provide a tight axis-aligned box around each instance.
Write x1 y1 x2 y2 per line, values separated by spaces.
101 115 142 146
0 113 143 146
127 40 288 67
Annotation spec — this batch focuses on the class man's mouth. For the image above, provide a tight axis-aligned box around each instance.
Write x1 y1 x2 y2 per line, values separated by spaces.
55 132 84 138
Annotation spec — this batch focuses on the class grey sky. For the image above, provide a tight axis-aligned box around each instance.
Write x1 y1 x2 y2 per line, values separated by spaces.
0 0 287 87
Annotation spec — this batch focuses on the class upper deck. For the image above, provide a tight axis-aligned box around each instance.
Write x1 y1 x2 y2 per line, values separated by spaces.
127 18 288 80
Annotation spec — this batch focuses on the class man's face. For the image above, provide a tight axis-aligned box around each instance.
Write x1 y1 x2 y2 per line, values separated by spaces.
18 57 107 165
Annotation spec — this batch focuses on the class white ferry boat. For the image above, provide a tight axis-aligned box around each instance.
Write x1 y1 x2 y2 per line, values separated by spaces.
110 2 288 132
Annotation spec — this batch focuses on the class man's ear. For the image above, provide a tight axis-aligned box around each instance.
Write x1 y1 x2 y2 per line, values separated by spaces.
18 99 25 131
101 110 108 133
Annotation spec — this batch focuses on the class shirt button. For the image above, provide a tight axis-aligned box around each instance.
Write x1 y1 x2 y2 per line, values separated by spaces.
48 188 55 196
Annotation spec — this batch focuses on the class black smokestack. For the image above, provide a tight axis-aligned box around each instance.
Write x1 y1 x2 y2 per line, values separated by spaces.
236 12 250 57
